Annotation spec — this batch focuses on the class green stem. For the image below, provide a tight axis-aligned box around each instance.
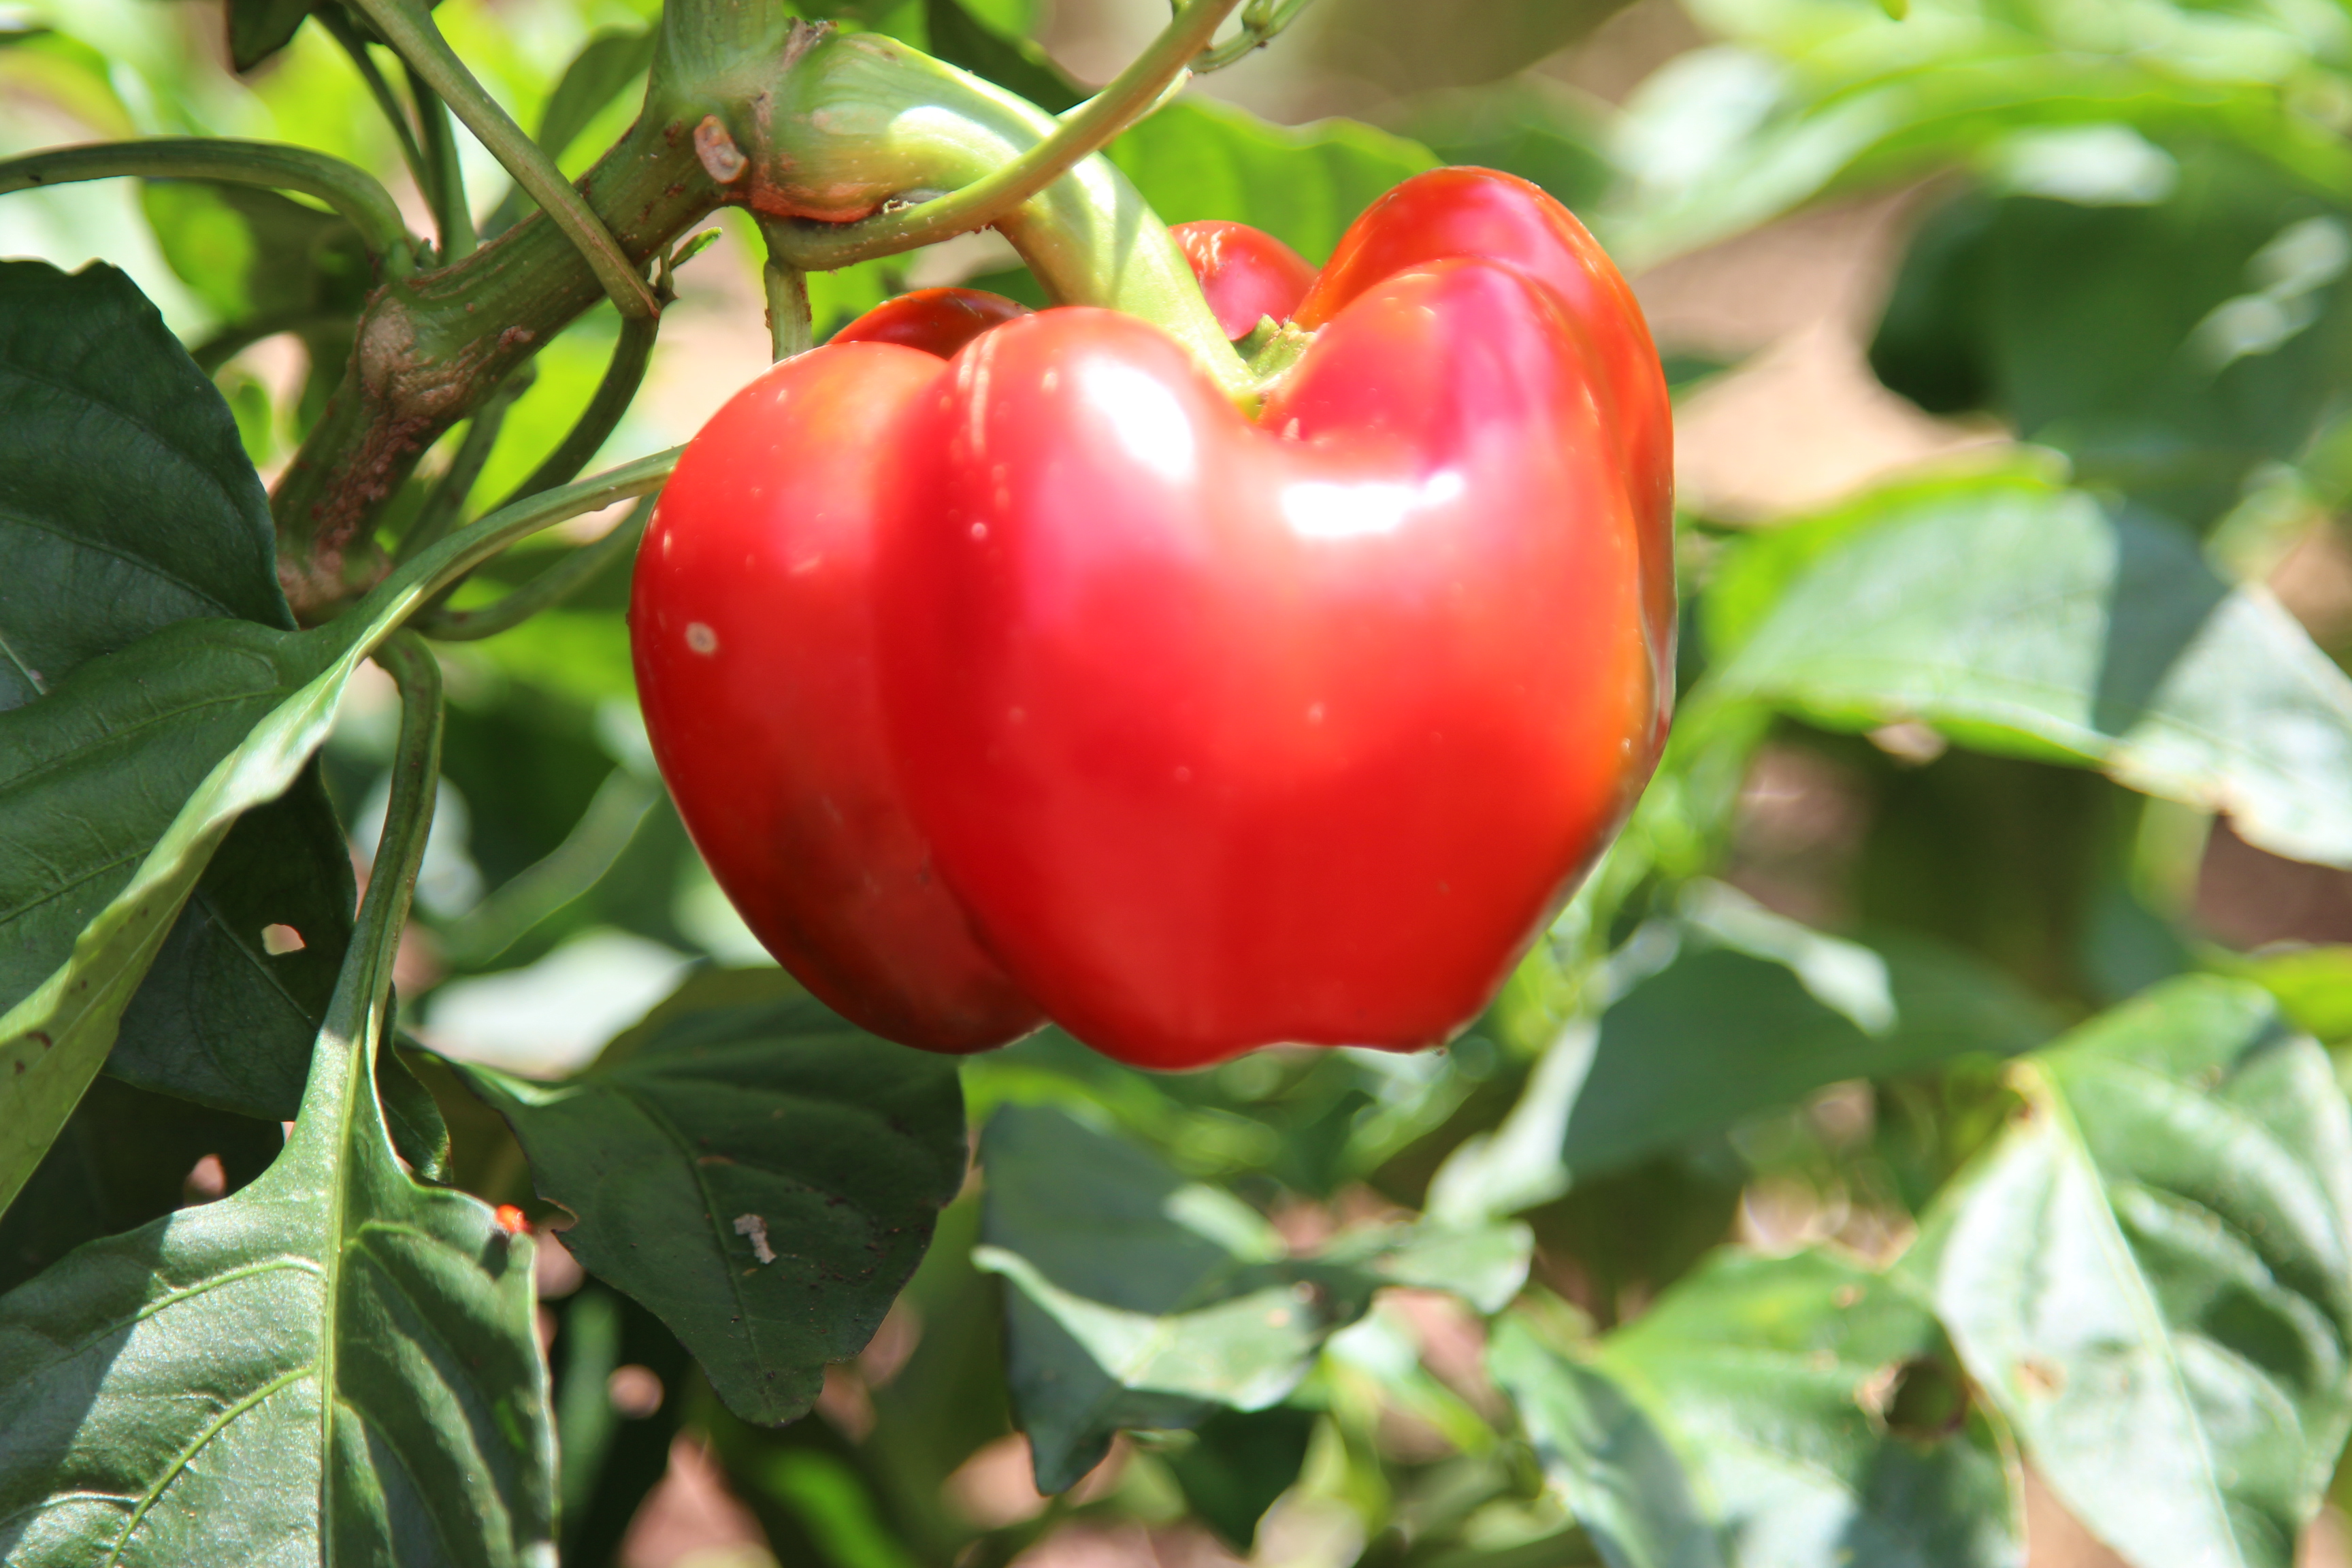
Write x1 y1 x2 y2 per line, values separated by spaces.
0 139 418 262
407 63 477 263
746 31 1247 396
319 8 432 204
764 0 1239 271
414 494 651 641
489 309 658 511
397 380 520 565
347 446 681 640
193 311 347 375
292 629 442 1158
1193 0 1315 71
755 220 813 360
345 0 657 318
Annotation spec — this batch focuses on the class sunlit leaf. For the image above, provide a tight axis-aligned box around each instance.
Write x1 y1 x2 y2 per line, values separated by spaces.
1910 976 2352 1568
1432 888 2055 1223
1488 1320 1725 1568
1600 1250 2023 1566
0 917 555 1561
1706 469 2352 870
1108 99 1437 263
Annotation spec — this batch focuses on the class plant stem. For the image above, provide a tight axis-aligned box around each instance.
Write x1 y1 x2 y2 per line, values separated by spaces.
1193 0 1316 71
764 0 1240 272
745 31 1247 396
193 311 348 376
414 495 651 641
755 219 813 360
397 381 521 565
488 310 659 511
318 8 433 205
351 633 444 1032
0 140 418 263
407 65 477 263
348 446 681 641
345 0 657 318
289 627 442 1173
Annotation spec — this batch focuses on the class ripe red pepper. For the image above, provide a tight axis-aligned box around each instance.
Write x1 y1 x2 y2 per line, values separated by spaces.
632 168 1671 1068
830 286 1028 356
1170 220 1317 340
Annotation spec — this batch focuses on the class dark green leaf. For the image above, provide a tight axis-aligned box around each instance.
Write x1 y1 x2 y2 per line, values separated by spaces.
980 1102 1529 1491
1601 1250 2023 1567
0 261 285 707
924 0 1080 113
1431 889 2056 1220
103 769 354 1118
1910 976 2352 1568
1869 151 2352 530
0 1074 279 1296
0 611 371 1210
1107 100 1437 263
1705 469 2352 870
227 0 312 72
444 968 970 1425
0 1007 554 1561
0 259 384 1148
1164 1406 1318 1552
1486 1320 1724 1568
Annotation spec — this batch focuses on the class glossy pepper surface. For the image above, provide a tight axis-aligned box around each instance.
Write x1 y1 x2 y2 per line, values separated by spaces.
632 167 1671 1068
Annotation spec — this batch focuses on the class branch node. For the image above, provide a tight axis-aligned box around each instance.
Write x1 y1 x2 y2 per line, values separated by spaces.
696 116 749 184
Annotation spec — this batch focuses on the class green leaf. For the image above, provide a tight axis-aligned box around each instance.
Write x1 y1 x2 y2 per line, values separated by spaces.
537 29 659 163
1486 1318 1725 1568
1393 78 1614 212
1603 16 2352 270
1909 976 2352 1568
923 0 1080 113
0 259 378 1139
0 1074 280 1296
142 182 374 334
443 968 969 1426
1705 469 2352 870
979 1102 1530 1492
1162 1406 1319 1552
0 614 365 1215
1597 1249 2023 1567
1107 99 1438 263
0 911 556 1563
1868 150 2352 532
102 772 355 1120
2232 945 2352 1043
227 0 312 72
1431 887 2056 1222
0 261 286 706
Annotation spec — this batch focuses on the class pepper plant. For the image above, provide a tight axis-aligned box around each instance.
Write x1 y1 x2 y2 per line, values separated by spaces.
8 0 2352 1565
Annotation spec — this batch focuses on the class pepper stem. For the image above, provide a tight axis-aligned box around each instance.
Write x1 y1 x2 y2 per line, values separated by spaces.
740 29 1250 398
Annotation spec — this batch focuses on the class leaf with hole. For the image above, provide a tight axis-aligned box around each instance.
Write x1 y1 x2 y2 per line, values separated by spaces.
443 968 970 1426
1598 1249 2023 1567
